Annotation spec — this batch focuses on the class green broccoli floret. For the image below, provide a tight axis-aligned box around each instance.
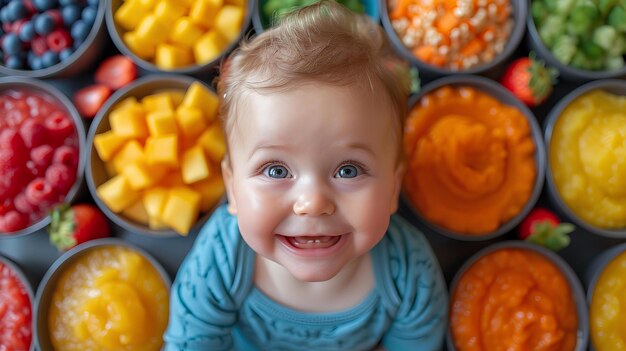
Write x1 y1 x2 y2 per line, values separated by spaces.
605 55 626 70
598 0 617 15
532 1 549 26
567 4 600 35
540 16 567 47
608 6 626 32
551 35 578 64
593 25 618 51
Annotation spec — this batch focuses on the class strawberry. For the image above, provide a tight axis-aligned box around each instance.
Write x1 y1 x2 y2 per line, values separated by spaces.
518 208 575 251
73 84 112 118
500 52 558 107
48 204 110 251
94 55 137 90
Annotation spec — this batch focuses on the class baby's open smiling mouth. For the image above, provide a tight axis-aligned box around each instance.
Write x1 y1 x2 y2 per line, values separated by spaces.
276 234 346 253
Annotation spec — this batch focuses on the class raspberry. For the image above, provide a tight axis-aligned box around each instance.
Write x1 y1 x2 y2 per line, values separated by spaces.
19 118 47 149
52 145 78 168
30 144 54 169
0 210 29 233
0 129 28 166
44 111 74 145
0 165 29 201
25 178 58 207
46 28 72 53
0 199 15 215
14 192 39 214
45 163 75 195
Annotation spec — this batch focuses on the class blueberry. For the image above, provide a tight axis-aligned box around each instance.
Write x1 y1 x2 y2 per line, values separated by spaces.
34 13 55 35
59 0 78 5
81 6 97 26
30 55 42 70
61 4 80 26
18 21 35 42
70 19 89 42
33 0 57 11
0 6 11 23
7 1 27 20
41 50 58 67
58 47 72 61
2 33 21 55
5 55 23 69
86 0 98 6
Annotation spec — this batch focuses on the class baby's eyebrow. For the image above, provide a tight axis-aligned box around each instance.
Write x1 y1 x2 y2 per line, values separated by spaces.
339 142 377 158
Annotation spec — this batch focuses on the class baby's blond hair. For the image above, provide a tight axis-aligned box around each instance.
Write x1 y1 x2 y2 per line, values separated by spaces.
218 0 410 161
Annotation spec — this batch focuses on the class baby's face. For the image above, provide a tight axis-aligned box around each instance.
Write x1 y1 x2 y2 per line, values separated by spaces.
222 83 403 282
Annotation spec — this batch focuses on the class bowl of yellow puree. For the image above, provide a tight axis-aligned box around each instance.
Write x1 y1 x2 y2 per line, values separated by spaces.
545 79 626 238
34 238 171 351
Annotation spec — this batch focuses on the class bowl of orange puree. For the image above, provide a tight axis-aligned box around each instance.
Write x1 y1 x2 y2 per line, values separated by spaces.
402 75 545 240
34 238 171 351
545 79 626 238
448 241 588 351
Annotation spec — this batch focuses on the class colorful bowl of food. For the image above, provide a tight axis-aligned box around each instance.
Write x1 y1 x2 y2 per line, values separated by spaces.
106 0 253 75
586 243 626 351
448 241 588 351
381 0 526 78
402 75 545 240
0 77 85 238
0 254 34 351
527 0 626 82
545 79 626 238
34 238 171 351
252 0 379 33
0 0 106 78
86 74 226 238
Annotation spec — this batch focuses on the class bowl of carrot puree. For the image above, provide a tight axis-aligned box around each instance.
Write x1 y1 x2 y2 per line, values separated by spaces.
403 75 545 239
35 239 170 351
448 241 588 351
588 243 626 351
546 80 626 238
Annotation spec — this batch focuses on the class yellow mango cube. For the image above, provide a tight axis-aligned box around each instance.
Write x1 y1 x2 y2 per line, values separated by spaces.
114 96 139 111
193 31 225 65
109 104 148 139
159 171 185 187
141 93 174 113
176 106 206 139
155 44 193 69
154 0 187 23
138 0 157 9
112 140 144 174
197 123 226 162
165 90 185 107
122 159 167 190
93 131 128 162
145 135 178 167
135 15 169 46
191 176 225 212
161 187 201 235
181 82 219 121
214 5 244 43
122 200 150 225
182 146 211 184
96 175 140 213
170 17 204 48
115 0 150 31
189 0 222 28
225 0 245 5
123 32 156 60
147 110 178 136
142 187 168 229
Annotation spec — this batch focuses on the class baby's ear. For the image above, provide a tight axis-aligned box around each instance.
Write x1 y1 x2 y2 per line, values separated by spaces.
390 162 406 214
221 158 238 215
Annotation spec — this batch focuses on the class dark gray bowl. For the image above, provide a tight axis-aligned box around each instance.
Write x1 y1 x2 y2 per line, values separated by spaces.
0 77 86 239
380 0 526 78
0 254 35 351
527 16 626 82
447 241 589 351
34 238 171 351
0 1 107 79
252 0 380 33
544 79 626 238
402 75 545 241
86 74 222 238
585 243 626 351
106 0 253 76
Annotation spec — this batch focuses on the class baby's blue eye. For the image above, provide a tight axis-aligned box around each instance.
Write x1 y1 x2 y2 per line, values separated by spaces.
335 165 359 178
265 165 290 178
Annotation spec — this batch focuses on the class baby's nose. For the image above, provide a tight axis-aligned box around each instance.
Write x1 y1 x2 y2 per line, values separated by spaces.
292 190 335 216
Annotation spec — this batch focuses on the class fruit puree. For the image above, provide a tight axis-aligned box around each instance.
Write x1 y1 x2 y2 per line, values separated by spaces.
403 86 536 235
550 90 626 229
590 250 626 350
450 248 578 351
0 261 32 350
48 246 169 351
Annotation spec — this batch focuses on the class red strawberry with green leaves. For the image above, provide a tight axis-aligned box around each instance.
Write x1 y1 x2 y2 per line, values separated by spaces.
48 204 110 251
518 208 574 251
501 52 558 107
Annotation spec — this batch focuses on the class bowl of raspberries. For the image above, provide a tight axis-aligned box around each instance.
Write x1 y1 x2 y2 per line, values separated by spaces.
0 77 85 237
0 0 106 78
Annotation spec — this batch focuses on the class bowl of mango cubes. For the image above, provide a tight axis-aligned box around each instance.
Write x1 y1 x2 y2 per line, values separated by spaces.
106 0 253 75
86 75 226 237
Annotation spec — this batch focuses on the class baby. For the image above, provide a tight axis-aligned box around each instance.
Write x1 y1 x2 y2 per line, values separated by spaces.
164 2 448 350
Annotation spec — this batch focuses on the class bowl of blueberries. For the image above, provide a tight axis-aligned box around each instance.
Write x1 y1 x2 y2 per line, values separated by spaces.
0 0 106 78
